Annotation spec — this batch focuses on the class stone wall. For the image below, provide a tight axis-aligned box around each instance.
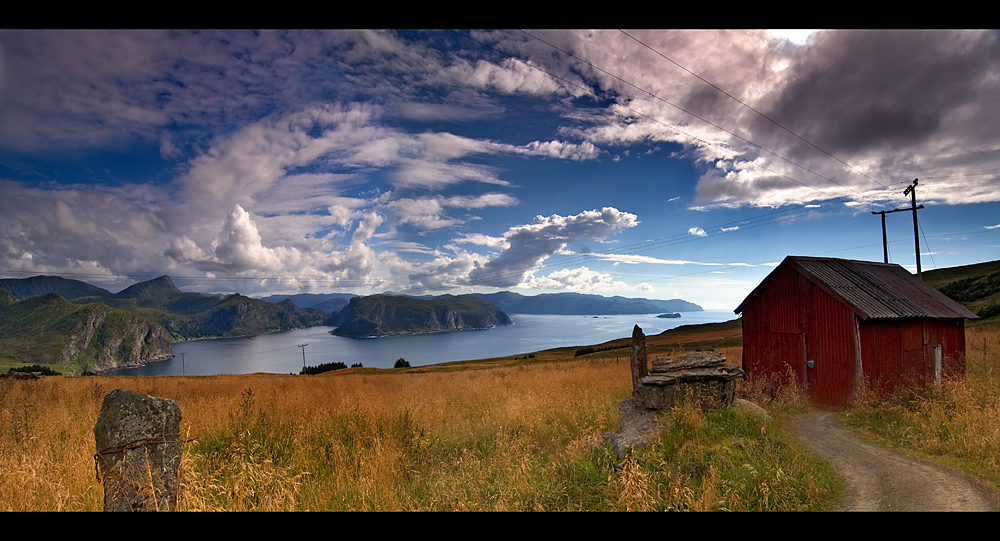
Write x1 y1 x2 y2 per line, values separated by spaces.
629 325 744 411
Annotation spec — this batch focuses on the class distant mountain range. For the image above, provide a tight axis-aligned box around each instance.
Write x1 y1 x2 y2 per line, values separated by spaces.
259 290 703 316
0 275 325 341
0 275 327 373
259 293 357 314
0 274 704 372
464 291 702 315
4 259 994 374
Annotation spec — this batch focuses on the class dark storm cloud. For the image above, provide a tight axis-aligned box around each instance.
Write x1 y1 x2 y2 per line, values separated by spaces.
760 30 1000 156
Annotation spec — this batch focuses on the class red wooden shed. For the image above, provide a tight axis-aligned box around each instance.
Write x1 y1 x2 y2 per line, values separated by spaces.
734 256 977 406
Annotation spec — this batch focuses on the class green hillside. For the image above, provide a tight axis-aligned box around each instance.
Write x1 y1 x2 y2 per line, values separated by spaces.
0 275 112 301
96 276 325 339
0 275 326 340
0 291 173 374
924 260 1000 326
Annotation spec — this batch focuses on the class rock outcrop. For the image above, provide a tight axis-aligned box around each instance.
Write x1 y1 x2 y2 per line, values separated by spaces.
609 325 745 458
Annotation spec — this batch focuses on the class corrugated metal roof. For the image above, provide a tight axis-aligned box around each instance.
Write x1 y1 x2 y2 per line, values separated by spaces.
736 256 978 319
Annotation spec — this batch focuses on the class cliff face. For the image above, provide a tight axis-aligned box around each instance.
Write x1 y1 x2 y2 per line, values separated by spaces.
0 290 173 374
68 305 174 373
331 294 512 338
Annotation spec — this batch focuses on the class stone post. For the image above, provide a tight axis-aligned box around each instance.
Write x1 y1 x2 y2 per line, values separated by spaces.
630 324 648 394
93 389 182 512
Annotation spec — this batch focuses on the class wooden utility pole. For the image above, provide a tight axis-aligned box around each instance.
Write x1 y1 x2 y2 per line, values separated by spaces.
872 210 891 263
903 179 922 279
871 178 924 276
298 343 308 369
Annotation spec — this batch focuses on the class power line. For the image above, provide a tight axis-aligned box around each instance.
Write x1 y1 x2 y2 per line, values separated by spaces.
620 227 986 290
515 29 895 205
453 30 882 208
921 172 1000 180
384 30 896 293
617 29 891 192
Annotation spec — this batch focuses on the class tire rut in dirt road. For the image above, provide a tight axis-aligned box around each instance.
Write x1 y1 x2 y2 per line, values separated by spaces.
787 410 1000 512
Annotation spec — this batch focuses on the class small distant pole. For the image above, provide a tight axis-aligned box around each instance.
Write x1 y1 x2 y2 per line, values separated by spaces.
180 353 186 376
298 343 308 369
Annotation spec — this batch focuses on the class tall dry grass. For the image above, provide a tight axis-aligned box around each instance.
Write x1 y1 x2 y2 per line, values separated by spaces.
843 325 1000 487
1 359 631 511
1 351 838 511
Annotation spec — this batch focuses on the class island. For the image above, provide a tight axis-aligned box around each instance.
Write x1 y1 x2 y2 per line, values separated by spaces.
657 313 682 318
329 294 513 338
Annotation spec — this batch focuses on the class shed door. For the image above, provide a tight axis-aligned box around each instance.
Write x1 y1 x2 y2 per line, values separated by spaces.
775 332 807 390
902 322 925 387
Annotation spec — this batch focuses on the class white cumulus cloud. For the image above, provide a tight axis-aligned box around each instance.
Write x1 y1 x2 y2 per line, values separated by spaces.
467 207 639 288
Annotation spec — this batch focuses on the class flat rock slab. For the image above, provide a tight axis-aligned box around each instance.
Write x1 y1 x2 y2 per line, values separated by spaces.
650 351 729 373
642 365 745 385
608 397 673 459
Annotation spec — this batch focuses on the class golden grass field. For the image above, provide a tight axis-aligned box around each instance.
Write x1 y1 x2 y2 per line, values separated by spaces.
3 319 996 512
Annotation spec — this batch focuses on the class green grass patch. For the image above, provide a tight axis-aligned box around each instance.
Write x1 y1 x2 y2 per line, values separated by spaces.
616 404 843 511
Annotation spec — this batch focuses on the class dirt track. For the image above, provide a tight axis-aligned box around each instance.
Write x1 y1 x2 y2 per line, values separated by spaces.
787 410 1000 511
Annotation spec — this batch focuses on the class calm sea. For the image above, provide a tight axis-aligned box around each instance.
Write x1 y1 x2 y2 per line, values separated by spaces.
109 310 737 376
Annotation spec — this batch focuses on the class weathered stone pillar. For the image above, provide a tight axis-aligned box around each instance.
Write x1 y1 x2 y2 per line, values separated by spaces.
630 324 647 394
93 389 182 512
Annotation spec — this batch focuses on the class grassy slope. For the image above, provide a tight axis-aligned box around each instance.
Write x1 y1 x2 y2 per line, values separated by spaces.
401 318 744 374
103 283 325 339
1 331 838 512
923 260 1000 326
0 293 176 372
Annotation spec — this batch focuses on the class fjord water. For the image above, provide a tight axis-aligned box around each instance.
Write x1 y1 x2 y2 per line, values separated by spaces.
110 311 736 376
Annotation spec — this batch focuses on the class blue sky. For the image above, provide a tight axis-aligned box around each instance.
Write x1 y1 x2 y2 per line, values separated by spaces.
0 29 998 310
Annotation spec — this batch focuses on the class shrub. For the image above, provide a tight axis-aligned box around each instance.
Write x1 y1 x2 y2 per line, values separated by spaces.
7 364 60 376
394 358 410 368
300 361 347 375
976 303 1000 319
574 344 623 357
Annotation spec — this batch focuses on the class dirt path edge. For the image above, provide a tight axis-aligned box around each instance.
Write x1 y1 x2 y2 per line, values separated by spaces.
787 409 1000 512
